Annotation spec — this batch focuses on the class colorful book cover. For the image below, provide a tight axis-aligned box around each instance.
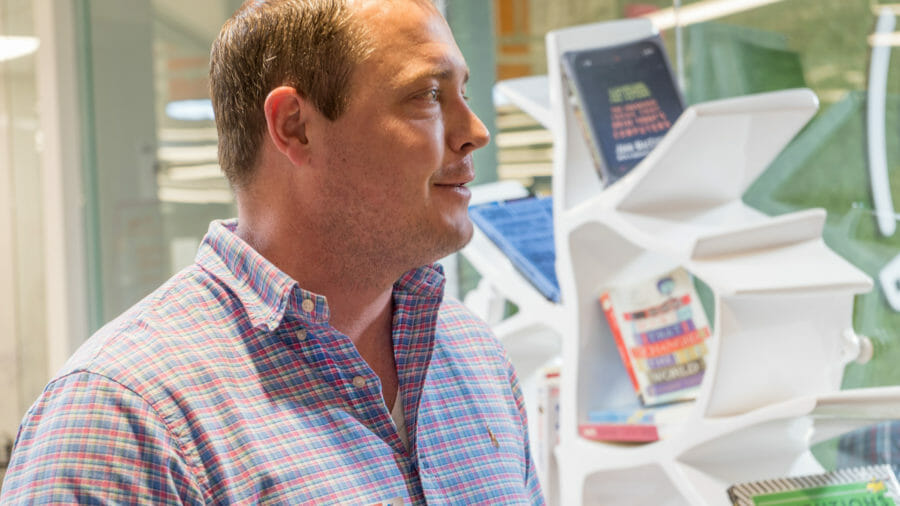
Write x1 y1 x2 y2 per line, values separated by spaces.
727 465 900 505
581 401 692 443
468 196 560 302
580 405 658 443
578 421 659 443
599 267 712 406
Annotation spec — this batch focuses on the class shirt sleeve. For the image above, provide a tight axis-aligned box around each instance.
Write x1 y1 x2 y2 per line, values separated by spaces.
1 371 205 504
506 356 547 505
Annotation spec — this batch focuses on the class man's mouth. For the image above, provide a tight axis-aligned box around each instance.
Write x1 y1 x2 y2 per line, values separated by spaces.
434 159 475 188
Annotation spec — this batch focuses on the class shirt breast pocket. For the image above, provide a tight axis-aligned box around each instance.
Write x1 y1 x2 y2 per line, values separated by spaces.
417 395 528 498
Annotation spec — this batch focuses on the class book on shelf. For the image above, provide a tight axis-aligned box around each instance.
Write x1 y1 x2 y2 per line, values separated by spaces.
727 465 900 505
578 400 693 443
599 266 712 406
561 35 684 187
468 195 559 302
579 406 658 443
534 365 560 488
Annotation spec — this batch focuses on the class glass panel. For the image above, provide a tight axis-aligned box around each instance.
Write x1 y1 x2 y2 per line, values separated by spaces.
152 0 237 270
701 0 900 391
80 0 236 326
0 0 43 444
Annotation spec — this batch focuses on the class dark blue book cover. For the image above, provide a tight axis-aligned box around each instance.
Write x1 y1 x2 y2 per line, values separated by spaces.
561 36 683 187
468 196 560 302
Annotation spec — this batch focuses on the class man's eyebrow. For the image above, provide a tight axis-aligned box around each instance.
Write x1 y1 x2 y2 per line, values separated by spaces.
401 65 470 85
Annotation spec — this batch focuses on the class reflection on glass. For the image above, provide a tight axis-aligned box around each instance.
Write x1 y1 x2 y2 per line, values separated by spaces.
150 0 235 276
0 0 47 442
0 35 38 62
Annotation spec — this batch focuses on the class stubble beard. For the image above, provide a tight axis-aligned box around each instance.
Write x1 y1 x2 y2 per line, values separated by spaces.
319 204 472 290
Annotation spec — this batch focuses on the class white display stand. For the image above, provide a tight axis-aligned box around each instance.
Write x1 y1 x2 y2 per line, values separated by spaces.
540 18 900 505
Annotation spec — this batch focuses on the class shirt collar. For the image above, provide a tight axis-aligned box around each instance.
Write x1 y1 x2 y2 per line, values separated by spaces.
195 219 447 331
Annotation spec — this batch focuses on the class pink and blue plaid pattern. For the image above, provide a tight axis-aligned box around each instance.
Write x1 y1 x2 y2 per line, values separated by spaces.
2 220 544 505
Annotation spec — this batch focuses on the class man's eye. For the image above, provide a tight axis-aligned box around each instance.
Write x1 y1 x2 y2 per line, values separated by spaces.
424 89 439 101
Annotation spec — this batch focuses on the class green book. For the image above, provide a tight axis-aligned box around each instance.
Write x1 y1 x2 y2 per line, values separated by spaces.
728 465 900 505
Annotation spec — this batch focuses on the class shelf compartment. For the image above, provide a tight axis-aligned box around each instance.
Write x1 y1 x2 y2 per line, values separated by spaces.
580 462 687 506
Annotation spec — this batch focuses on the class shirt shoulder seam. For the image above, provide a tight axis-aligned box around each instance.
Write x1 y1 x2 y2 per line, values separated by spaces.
51 369 213 501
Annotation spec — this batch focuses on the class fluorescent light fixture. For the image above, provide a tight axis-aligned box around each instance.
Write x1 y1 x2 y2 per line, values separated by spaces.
157 144 218 165
0 36 39 63
642 0 788 30
159 127 218 143
872 4 900 15
164 163 223 182
165 99 215 121
867 6 900 46
157 186 233 204
869 32 900 46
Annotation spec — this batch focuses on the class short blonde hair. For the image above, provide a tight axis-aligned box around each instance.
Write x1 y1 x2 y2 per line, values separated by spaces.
209 0 371 189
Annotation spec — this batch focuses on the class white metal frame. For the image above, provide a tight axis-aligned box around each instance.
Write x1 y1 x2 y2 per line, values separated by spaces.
35 0 90 374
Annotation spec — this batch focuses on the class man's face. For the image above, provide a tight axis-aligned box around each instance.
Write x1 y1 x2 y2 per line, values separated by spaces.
305 0 490 275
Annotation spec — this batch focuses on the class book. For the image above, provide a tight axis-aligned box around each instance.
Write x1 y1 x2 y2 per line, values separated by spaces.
580 401 693 443
727 465 900 505
579 421 658 443
561 35 684 187
580 405 658 443
599 266 711 406
468 196 559 302
534 365 560 490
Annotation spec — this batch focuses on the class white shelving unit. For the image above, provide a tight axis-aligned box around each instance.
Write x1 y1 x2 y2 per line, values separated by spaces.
462 17 900 505
542 18 900 505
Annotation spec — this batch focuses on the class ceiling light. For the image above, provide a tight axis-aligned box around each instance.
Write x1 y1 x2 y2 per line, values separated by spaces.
165 99 215 122
0 36 39 63
643 0 788 30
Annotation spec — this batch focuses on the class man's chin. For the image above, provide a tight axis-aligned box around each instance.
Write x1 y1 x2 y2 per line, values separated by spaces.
457 222 475 249
447 218 475 252
424 220 475 264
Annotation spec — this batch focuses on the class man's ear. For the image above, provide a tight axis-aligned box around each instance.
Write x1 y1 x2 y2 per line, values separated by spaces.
264 86 312 167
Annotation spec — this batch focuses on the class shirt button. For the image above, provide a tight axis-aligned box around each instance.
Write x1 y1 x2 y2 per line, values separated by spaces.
301 299 315 313
296 329 307 340
352 376 366 388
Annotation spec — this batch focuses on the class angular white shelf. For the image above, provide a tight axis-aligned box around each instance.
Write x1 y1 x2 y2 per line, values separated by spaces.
542 18 896 506
494 74 553 131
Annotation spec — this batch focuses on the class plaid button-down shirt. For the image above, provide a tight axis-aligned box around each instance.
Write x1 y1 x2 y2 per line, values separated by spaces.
2 219 544 505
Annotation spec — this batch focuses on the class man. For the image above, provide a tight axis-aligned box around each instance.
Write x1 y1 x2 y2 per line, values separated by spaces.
1 0 544 504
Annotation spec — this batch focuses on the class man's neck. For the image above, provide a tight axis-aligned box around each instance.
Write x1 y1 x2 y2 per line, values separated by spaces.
236 215 398 341
235 211 401 408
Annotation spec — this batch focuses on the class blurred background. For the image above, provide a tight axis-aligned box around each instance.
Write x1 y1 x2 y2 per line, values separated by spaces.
1 0 899 481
